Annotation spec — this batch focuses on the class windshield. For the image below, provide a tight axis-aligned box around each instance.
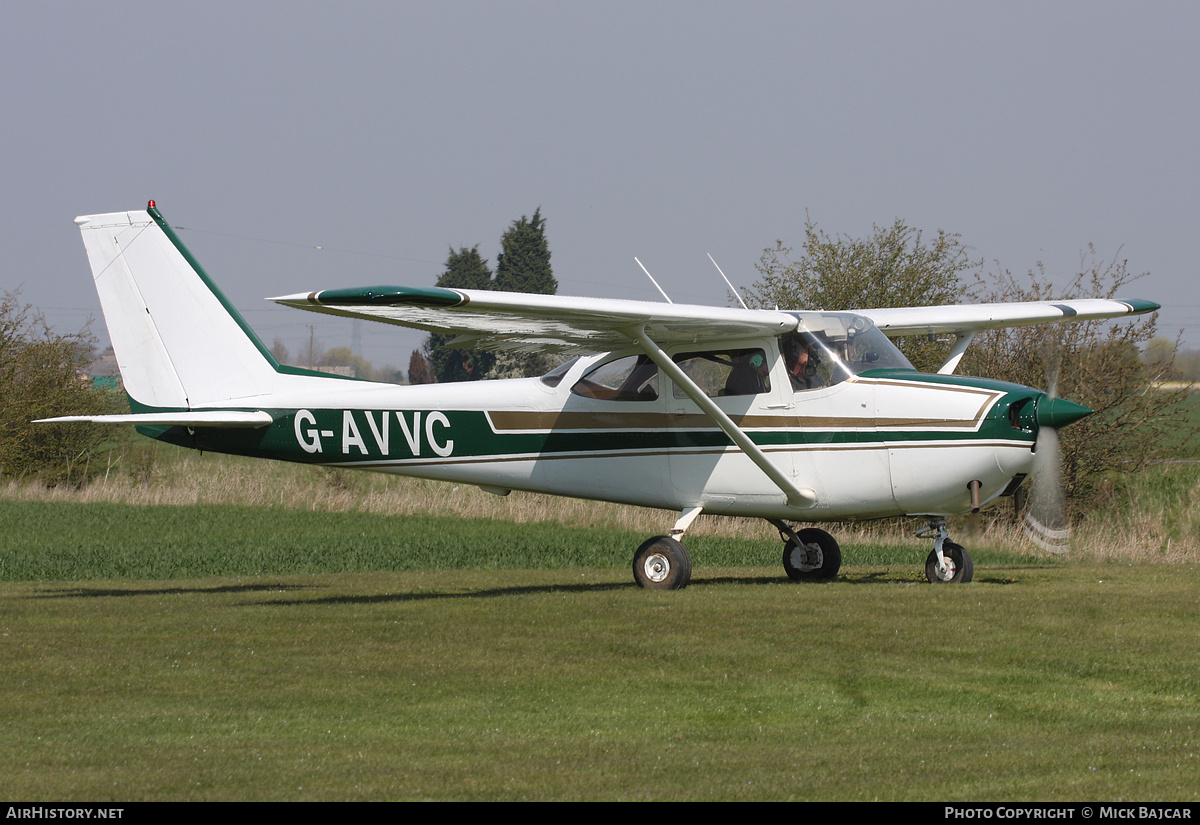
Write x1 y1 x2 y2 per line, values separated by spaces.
539 356 581 387
781 312 913 389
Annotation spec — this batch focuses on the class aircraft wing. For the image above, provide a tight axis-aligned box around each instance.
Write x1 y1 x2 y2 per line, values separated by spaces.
273 285 1158 353
855 299 1160 337
272 286 799 353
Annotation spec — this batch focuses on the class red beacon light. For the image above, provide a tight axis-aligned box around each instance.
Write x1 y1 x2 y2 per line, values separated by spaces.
147 200 156 209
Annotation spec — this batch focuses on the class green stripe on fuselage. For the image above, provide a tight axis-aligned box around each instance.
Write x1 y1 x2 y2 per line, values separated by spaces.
859 369 1042 395
140 397 1037 467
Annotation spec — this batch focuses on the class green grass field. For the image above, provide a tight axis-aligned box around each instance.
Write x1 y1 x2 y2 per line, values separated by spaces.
0 498 1018 581
2 440 1197 800
1 495 1198 801
2 562 1197 801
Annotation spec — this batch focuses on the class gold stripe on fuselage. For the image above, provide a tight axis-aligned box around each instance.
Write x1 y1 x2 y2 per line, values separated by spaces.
487 377 1003 434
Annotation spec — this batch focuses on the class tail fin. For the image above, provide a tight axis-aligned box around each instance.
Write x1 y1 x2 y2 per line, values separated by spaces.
76 204 280 411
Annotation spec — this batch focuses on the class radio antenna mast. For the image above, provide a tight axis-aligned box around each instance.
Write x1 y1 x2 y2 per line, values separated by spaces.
708 253 749 310
635 257 673 304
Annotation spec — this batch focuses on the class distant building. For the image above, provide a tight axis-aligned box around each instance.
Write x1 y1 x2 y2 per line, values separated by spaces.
89 350 119 377
88 349 123 391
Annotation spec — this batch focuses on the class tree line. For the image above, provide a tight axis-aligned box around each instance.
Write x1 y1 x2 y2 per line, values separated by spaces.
269 337 404 384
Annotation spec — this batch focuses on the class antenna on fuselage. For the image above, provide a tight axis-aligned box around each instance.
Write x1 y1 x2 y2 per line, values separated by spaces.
707 253 749 310
635 257 673 304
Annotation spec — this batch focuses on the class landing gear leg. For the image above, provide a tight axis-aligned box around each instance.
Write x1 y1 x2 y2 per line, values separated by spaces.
769 519 842 581
632 507 700 590
917 519 974 583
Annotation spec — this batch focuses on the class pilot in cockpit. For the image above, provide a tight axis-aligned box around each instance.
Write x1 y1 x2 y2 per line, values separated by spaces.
784 337 825 391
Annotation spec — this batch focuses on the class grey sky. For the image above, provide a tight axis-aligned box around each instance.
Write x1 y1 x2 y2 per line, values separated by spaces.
3 1 1196 369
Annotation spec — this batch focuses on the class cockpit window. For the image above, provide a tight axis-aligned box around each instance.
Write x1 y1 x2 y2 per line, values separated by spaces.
672 348 770 398
781 313 914 391
569 354 659 401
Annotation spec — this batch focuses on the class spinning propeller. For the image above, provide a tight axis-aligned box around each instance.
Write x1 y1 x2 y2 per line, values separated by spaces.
1022 335 1092 553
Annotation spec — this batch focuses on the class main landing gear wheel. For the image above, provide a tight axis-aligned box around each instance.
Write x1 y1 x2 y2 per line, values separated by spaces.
782 528 842 581
632 536 693 590
925 541 974 583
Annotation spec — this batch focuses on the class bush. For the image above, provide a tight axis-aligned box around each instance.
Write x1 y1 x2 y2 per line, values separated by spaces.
0 291 124 484
962 249 1192 511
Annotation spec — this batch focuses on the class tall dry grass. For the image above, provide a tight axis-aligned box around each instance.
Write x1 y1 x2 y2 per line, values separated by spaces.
2 442 767 538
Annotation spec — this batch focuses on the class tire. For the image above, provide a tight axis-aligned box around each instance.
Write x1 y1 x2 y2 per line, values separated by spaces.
632 536 693 590
782 528 842 581
924 541 974 583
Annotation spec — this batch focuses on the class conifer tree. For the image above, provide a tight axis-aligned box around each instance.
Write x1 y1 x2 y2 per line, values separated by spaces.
488 209 556 377
407 349 433 384
425 246 495 382
494 208 555 295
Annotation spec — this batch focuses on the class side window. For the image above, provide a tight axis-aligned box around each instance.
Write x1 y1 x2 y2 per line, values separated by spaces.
781 332 841 391
570 355 659 401
672 348 769 398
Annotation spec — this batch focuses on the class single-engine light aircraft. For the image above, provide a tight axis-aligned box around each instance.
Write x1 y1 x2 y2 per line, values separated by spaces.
41 205 1160 588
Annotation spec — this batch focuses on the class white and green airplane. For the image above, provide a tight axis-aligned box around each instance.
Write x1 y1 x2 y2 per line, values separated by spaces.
41 204 1159 589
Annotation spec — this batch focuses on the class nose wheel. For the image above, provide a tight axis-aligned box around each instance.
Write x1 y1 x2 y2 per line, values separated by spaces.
918 521 974 583
925 541 973 582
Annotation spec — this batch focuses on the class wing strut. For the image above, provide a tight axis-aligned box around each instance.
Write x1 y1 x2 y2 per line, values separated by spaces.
937 331 977 375
628 326 817 508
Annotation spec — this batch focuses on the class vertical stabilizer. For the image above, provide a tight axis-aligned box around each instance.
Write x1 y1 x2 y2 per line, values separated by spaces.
75 206 279 410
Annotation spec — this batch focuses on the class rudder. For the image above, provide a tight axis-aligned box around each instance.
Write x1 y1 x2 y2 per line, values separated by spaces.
75 205 280 411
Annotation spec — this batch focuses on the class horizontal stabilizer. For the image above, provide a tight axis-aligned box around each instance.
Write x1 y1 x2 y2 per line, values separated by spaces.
35 411 274 429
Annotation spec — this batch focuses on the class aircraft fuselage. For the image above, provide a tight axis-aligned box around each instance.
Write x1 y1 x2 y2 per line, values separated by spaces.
143 347 1042 522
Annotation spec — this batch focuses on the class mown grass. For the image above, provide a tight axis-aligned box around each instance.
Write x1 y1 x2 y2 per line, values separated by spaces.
1 565 1197 801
